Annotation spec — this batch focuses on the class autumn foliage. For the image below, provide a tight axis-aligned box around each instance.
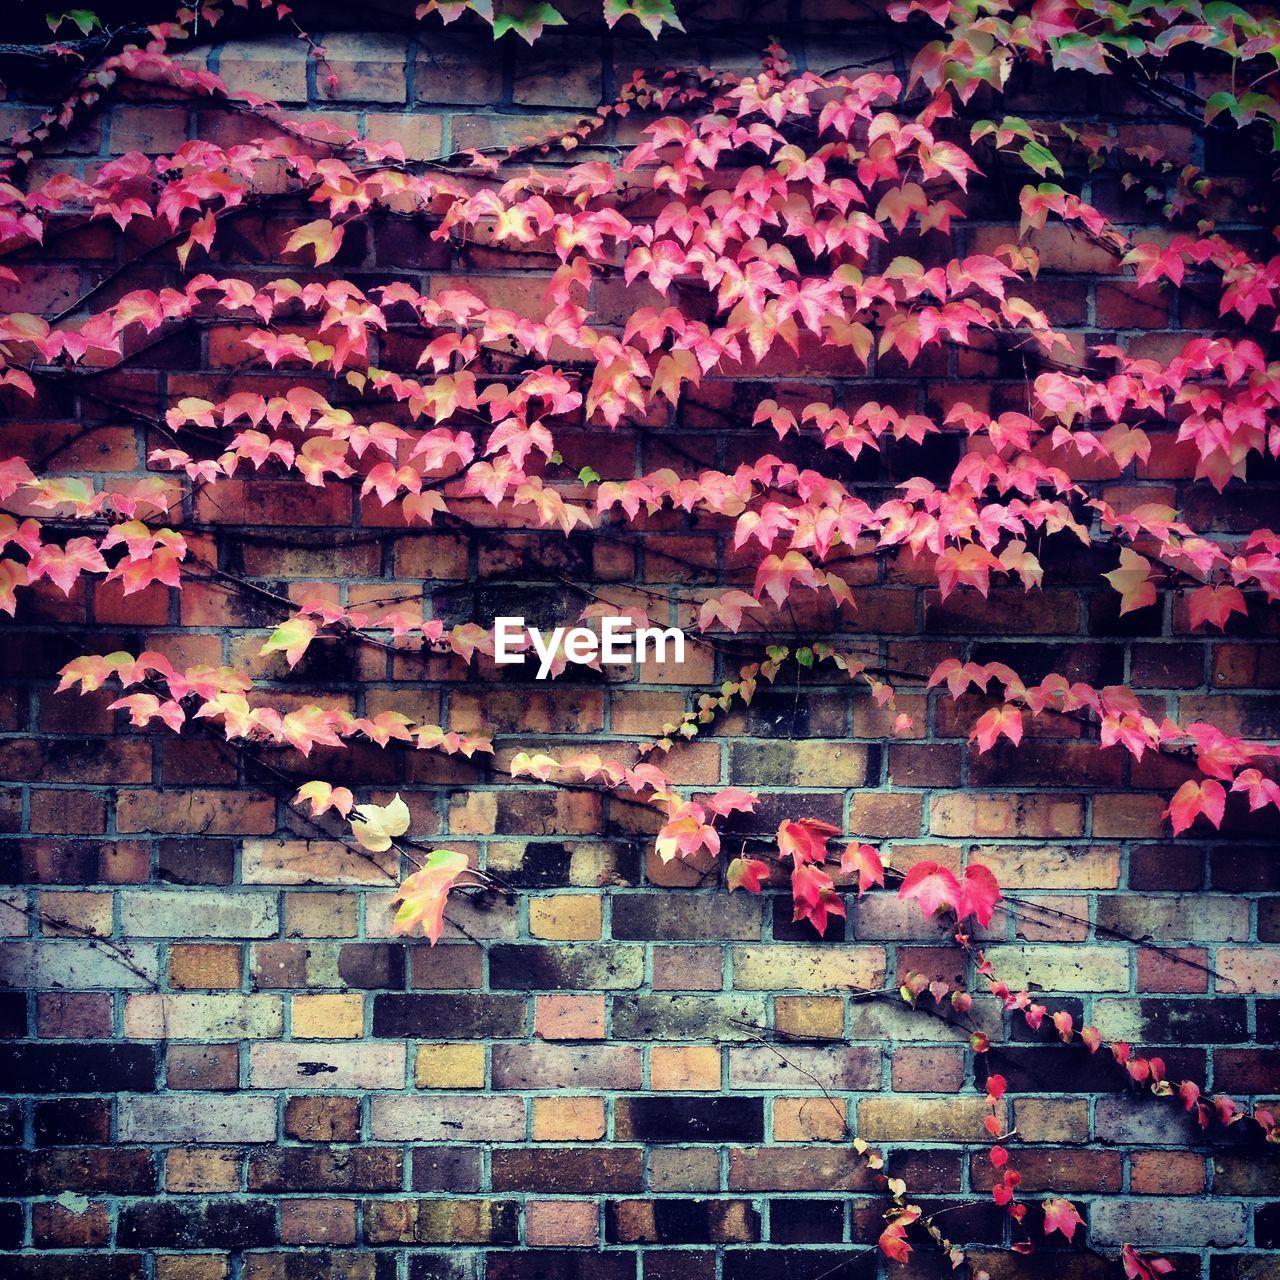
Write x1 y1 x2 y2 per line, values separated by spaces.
2 0 1280 1271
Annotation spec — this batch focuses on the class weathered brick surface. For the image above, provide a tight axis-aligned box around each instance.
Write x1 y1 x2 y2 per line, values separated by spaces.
0 12 1276 1279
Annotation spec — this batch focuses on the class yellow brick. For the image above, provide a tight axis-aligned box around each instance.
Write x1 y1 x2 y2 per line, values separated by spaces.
973 844 1121 890
732 946 885 991
415 1043 485 1089
651 1046 720 1091
857 1097 1001 1142
157 1257 230 1280
1014 1098 1089 1143
292 994 363 1039
775 996 844 1040
166 1147 241 1194
284 891 358 938
532 1095 605 1141
929 794 1084 838
529 894 602 940
169 943 241 990
775 1096 847 1142
982 944 1129 993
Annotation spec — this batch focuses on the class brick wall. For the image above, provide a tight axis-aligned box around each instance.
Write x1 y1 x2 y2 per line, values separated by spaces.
1 10 1279 1280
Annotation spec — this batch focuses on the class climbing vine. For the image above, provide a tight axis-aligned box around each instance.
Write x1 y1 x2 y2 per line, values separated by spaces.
2 0 1279 1271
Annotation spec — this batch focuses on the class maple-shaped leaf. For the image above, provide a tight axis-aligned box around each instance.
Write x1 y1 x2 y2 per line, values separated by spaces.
878 1222 912 1264
898 860 961 917
351 793 412 853
0 559 28 615
1103 547 1157 614
108 693 186 733
1042 1198 1085 1241
295 780 355 819
259 617 319 668
391 849 470 944
603 0 684 36
777 818 841 865
27 538 108 595
1188 584 1247 631
705 788 757 818
969 704 1024 753
284 219 345 266
790 862 846 935
727 857 771 893
1165 778 1227 835
840 842 885 896
958 864 1002 927
493 1 567 42
698 590 760 633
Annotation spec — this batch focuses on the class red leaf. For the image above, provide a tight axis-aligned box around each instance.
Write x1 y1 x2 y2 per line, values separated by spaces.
1165 778 1227 835
897 860 961 916
727 857 770 894
1188 584 1247 630
1042 1198 1084 1241
839 842 885 896
957 863 1002 927
777 818 840 865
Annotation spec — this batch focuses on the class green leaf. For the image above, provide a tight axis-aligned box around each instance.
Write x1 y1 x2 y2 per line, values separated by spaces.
492 1 566 42
603 0 685 36
796 646 814 668
578 466 601 485
549 450 563 465
48 9 102 36
1205 90 1236 123
1019 140 1062 177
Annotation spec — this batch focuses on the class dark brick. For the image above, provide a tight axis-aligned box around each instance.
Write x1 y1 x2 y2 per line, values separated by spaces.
606 1199 759 1244
117 1197 276 1247
248 1147 402 1191
488 944 642 990
0 1201 22 1249
1211 845 1280 891
723 1248 873 1280
371 994 525 1038
338 943 407 989
886 1149 963 1194
615 1097 764 1143
1261 897 1280 942
0 1259 145 1280
410 944 484 989
1211 1257 1280 1280
0 1103 20 1145
485 1255 636 1280
412 1147 484 1193
490 1148 644 1194
980 1046 1207 1093
641 1252 716 1280
610 895 761 941
1213 1049 1280 1094
1259 1000 1280 1044
0 1044 156 1092
157 837 235 885
971 1148 1122 1193
0 1149 157 1195
769 1199 844 1243
1121 998 1247 1042
1129 844 1203 891
33 1098 110 1145
0 994 26 1039
407 1256 480 1280
1258 1203 1280 1250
